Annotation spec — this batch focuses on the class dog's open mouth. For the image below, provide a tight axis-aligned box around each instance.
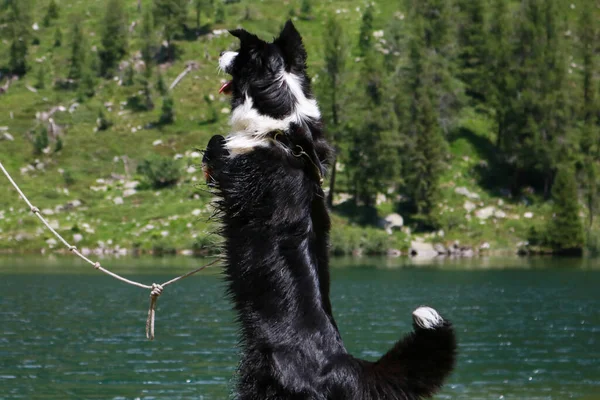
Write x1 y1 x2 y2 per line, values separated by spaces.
219 80 233 95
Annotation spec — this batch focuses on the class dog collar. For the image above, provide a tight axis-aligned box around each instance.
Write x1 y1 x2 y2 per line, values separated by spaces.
268 130 324 186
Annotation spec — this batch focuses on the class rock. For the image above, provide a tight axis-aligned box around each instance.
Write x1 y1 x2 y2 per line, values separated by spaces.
387 249 401 257
186 166 197 174
2 133 14 141
382 213 404 235
123 181 139 189
73 234 83 243
113 197 124 205
434 243 447 255
123 189 136 197
410 241 438 259
46 238 57 247
41 208 54 215
174 153 184 160
192 209 202 217
524 212 534 219
480 242 491 250
455 186 480 200
161 231 169 237
475 206 496 220
220 107 230 114
461 248 475 257
494 210 507 218
190 151 202 158
464 200 476 212
68 199 82 208
32 22 39 31
152 139 163 146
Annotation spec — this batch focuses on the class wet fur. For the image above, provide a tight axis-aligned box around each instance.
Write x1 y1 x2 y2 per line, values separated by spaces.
203 21 456 399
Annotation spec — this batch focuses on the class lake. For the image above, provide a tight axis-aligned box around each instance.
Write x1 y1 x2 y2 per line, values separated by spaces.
1 256 599 399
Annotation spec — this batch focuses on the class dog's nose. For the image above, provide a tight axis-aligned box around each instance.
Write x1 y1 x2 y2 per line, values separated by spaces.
220 51 225 57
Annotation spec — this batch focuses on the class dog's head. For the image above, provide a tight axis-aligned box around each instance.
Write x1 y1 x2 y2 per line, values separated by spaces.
218 21 323 154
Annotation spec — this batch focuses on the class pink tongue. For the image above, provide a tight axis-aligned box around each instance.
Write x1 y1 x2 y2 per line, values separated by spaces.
219 81 232 94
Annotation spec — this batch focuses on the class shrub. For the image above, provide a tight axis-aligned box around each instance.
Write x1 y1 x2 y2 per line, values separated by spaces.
330 225 362 255
33 127 49 154
62 169 75 186
54 136 63 152
191 233 221 256
97 110 112 131
137 154 181 189
158 95 175 125
215 3 226 23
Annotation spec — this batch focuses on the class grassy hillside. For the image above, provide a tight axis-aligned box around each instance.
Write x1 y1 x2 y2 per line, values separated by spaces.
0 0 559 256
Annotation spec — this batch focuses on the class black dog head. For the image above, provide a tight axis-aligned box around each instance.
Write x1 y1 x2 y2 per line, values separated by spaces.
218 20 316 121
211 21 332 188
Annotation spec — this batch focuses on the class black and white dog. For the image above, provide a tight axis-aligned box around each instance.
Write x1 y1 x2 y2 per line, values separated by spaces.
203 21 456 399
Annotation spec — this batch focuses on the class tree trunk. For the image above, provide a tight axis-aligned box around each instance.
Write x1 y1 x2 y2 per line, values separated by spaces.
327 154 337 208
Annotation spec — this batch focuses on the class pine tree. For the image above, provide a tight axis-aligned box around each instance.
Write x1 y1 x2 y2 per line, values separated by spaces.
457 0 488 102
215 2 226 24
501 0 573 195
141 7 156 110
546 164 584 254
43 0 60 27
300 0 312 20
578 0 600 227
402 18 447 229
153 0 188 61
347 48 401 207
68 22 85 81
53 26 62 47
488 0 514 151
99 0 128 77
159 95 175 125
409 85 446 229
7 0 32 76
141 7 156 77
358 4 374 56
33 126 49 154
194 0 213 29
156 72 167 95
35 62 46 89
319 15 347 207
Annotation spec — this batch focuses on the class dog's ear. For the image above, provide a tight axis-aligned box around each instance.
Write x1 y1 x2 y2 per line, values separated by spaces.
229 28 265 48
274 20 307 71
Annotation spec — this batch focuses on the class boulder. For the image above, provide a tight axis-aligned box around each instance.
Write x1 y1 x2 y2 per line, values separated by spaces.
382 213 404 235
410 241 438 259
387 249 402 257
455 186 480 200
434 243 447 255
475 206 496 220
464 200 476 213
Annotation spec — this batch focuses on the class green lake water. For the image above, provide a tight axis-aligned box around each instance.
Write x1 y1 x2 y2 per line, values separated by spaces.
1 256 599 399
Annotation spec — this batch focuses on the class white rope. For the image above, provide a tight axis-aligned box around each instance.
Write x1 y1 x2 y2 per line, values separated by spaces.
0 160 218 340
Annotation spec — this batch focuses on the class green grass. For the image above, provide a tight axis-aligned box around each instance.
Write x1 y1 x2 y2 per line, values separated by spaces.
0 0 554 256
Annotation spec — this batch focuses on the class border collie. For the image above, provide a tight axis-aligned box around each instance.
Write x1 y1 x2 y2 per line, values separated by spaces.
203 21 456 399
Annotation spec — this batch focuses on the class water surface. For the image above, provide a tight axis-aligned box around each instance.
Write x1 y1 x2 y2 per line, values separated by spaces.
1 257 598 399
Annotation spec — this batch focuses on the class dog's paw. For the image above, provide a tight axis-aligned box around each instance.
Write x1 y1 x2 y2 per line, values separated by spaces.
412 306 444 330
203 135 228 185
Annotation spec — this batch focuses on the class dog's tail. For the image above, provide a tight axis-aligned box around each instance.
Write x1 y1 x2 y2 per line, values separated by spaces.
326 307 456 399
370 307 457 398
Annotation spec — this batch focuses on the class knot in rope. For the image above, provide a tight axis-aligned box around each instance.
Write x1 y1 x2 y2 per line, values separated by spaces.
150 283 163 297
146 283 165 341
30 206 40 214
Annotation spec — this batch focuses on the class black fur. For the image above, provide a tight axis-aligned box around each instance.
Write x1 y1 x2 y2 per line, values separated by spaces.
204 21 456 399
